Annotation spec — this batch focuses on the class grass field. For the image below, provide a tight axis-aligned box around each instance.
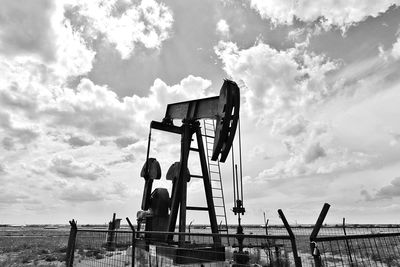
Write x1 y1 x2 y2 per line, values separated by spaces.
0 226 69 266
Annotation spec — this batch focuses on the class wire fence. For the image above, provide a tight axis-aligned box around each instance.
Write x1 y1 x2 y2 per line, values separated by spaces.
134 231 297 266
65 205 400 267
65 226 400 267
67 228 299 266
70 229 132 267
311 228 400 266
308 203 400 267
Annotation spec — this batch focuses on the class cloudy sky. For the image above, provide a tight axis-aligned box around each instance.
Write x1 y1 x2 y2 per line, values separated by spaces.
1 0 400 226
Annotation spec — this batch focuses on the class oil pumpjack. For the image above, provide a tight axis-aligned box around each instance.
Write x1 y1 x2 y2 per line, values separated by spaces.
136 79 242 264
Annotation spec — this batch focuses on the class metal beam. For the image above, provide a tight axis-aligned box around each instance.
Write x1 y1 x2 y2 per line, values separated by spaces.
164 96 219 120
150 121 181 134
167 122 193 243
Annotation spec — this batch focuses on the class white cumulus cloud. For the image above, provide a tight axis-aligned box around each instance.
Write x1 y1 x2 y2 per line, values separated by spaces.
216 19 230 38
391 37 400 59
67 0 173 59
249 0 400 30
215 40 377 179
215 41 339 126
0 0 96 79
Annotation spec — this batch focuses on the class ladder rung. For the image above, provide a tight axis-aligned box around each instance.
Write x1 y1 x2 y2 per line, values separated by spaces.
216 215 225 217
209 163 219 167
215 205 224 208
210 171 219 174
189 147 200 152
190 174 203 178
204 122 214 126
187 206 208 211
211 179 220 181
202 134 215 139
212 187 222 190
213 196 223 199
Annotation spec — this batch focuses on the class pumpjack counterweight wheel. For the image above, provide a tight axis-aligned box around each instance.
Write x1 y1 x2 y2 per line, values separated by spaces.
167 162 191 182
140 158 161 210
212 79 240 162
140 158 161 180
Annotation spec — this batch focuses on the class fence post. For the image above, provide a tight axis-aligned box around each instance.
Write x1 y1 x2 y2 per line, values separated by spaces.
310 203 330 267
106 213 117 251
66 219 77 267
127 217 136 267
278 209 302 267
342 217 354 265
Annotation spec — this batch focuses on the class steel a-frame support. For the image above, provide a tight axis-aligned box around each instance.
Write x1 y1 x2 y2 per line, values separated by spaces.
151 120 220 245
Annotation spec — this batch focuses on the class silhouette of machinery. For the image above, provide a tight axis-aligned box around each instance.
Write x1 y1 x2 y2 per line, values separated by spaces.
137 79 240 248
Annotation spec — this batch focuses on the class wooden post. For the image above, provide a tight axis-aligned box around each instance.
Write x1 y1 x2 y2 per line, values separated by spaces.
278 209 302 267
342 217 354 265
310 203 330 267
66 219 77 267
126 217 136 267
107 213 117 250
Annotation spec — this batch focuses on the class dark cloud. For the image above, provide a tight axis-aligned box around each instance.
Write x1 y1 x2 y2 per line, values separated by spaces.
0 111 39 149
303 142 326 163
10 127 40 145
362 177 400 201
389 131 400 145
0 111 11 128
0 0 56 61
114 136 138 148
60 186 105 202
106 154 135 166
0 82 39 116
49 155 107 181
0 163 6 175
67 135 95 147
48 109 131 137
375 177 400 199
60 181 129 203
0 190 29 204
279 115 308 137
2 137 14 150
360 189 373 201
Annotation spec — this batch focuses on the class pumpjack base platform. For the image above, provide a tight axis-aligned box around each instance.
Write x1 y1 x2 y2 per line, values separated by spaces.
136 239 225 265
158 245 225 265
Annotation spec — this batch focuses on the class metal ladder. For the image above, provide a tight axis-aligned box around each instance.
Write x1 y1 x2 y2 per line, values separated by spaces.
202 119 229 235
